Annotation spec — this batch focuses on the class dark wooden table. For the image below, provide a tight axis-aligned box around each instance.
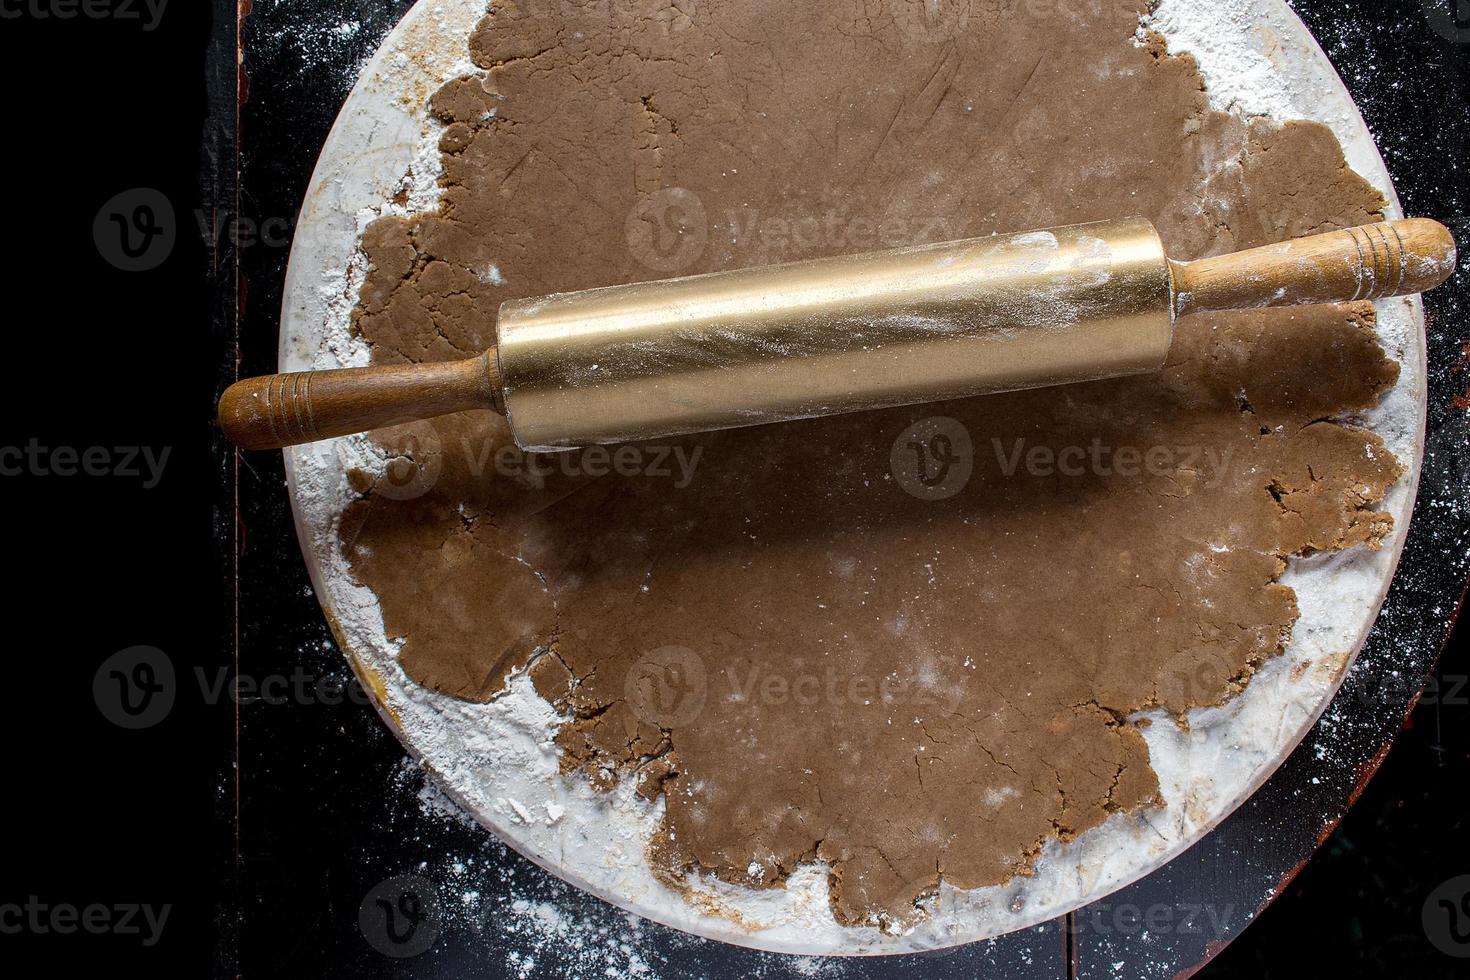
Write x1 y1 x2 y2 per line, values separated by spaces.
216 1 1470 976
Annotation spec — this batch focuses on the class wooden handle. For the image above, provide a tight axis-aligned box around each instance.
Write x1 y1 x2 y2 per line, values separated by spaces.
1170 218 1457 318
217 350 502 450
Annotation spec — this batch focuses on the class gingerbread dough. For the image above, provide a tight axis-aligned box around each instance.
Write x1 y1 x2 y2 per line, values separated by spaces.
341 0 1400 928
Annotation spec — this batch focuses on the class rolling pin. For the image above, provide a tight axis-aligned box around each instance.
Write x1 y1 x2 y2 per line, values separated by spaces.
219 216 1456 451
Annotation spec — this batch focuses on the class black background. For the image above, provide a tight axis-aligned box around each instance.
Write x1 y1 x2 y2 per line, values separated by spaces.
0 0 1464 976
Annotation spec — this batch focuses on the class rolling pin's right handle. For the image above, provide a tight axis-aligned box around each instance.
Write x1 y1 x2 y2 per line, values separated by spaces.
1169 218 1457 318
217 350 503 451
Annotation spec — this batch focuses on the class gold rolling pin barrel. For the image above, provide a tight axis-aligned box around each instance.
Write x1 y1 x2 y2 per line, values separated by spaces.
217 217 1457 452
497 218 1172 449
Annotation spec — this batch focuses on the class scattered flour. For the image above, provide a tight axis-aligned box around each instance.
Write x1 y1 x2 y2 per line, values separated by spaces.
1141 0 1384 179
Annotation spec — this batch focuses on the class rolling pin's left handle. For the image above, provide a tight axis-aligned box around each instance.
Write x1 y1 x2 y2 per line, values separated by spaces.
1170 218 1458 318
217 349 503 450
